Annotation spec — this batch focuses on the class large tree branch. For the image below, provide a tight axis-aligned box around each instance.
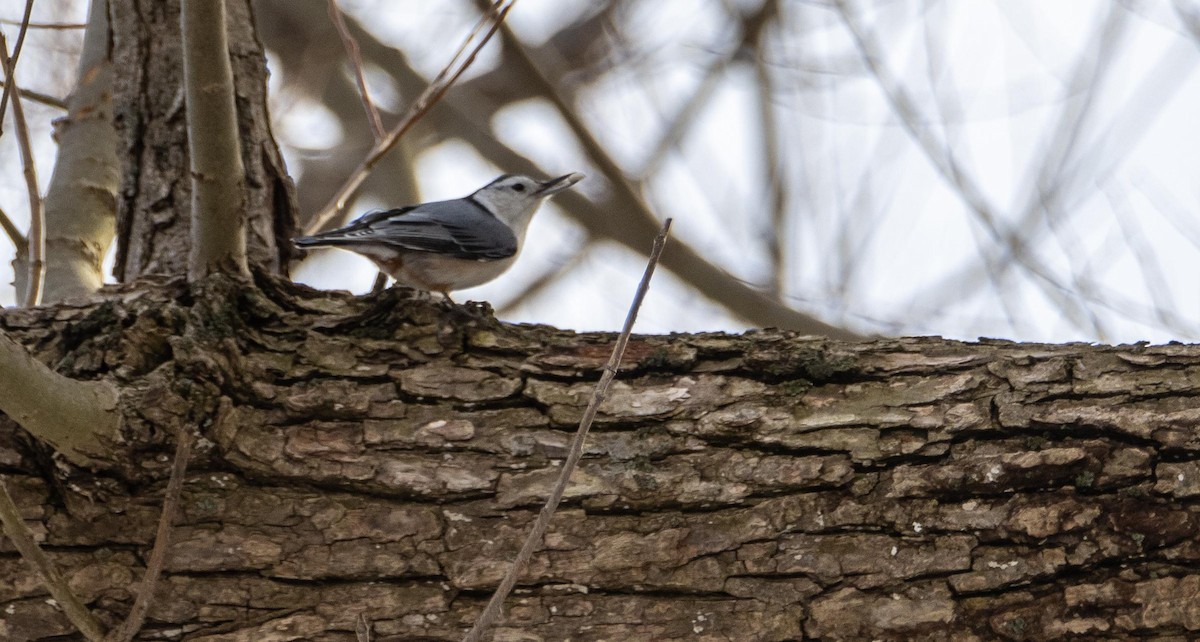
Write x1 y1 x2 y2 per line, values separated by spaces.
0 329 119 465
181 0 249 280
8 279 1200 638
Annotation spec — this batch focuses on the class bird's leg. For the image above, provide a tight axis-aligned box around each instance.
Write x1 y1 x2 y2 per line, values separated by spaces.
370 272 389 294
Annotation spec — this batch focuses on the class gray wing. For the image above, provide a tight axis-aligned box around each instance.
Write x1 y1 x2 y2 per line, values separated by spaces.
296 199 518 261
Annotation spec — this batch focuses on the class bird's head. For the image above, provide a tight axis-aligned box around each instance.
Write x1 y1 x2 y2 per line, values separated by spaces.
472 172 584 230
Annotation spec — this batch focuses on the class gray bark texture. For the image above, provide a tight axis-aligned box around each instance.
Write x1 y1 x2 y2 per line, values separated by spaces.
1 276 1198 640
109 0 297 282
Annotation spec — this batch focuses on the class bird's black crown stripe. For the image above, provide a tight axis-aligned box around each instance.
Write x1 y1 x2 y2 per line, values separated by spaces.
463 193 500 218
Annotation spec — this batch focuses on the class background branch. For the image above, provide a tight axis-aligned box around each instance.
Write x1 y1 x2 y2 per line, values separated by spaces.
326 0 385 140
303 0 515 235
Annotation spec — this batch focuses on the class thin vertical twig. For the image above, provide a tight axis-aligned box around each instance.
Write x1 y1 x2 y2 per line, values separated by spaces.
327 0 385 140
303 0 516 235
0 478 106 641
0 32 45 307
463 219 673 642
355 613 373 642
748 1 785 297
104 431 194 642
0 0 35 131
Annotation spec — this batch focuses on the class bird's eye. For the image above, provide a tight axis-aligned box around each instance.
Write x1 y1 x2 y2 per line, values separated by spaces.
511 183 526 192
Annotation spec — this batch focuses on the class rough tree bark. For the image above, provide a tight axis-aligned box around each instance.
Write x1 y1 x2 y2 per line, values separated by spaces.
3 2 1197 641
109 0 297 281
2 276 1199 640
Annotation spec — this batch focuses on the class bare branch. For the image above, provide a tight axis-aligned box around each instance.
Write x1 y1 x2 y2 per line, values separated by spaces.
327 0 385 140
635 54 730 178
1177 0 1200 46
464 219 673 642
909 4 1145 318
1102 183 1176 328
181 0 249 280
833 0 1104 333
0 0 34 131
0 81 66 110
104 431 194 642
0 32 45 307
0 478 106 641
0 329 120 466
0 203 25 248
485 16 861 338
0 19 85 30
303 0 516 235
749 1 786 297
260 0 858 335
38 0 120 304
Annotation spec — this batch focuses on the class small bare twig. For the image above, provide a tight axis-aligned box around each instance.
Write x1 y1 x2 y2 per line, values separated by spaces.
303 0 516 235
0 0 35 131
0 19 86 29
0 81 66 110
327 0 385 141
0 204 25 248
104 431 194 642
463 219 673 642
0 478 106 641
0 32 45 307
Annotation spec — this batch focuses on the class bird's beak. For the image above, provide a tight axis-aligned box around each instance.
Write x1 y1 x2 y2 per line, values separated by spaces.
536 172 585 196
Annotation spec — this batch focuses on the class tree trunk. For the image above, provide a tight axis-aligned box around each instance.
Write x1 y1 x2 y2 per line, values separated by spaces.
14 0 120 305
109 0 297 281
1 278 1197 640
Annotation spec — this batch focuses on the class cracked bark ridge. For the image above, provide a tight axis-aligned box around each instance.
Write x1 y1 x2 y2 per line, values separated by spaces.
2 277 1200 639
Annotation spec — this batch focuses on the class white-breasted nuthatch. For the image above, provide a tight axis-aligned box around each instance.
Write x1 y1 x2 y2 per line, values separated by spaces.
294 173 584 294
